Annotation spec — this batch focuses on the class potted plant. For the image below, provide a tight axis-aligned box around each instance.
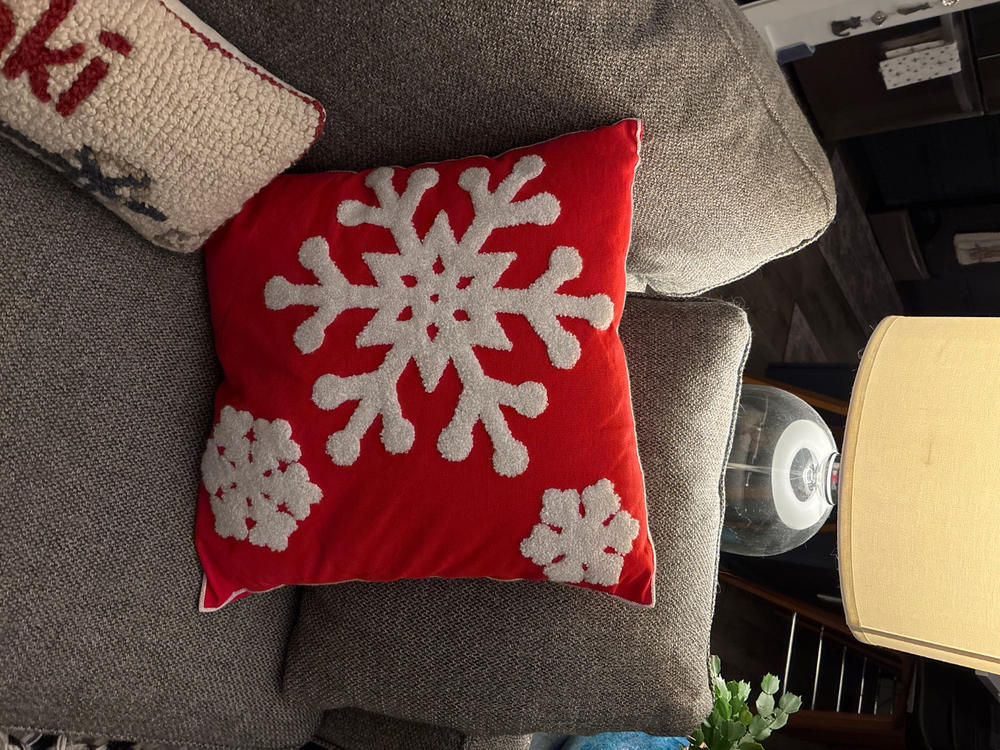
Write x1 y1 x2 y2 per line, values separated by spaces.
689 656 803 750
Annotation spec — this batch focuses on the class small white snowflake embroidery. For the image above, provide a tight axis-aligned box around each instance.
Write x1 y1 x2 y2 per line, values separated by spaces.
264 155 613 477
201 406 322 552
520 478 639 587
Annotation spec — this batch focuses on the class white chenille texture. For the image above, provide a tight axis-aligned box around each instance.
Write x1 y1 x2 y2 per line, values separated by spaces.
201 405 322 551
520 478 640 587
265 155 613 477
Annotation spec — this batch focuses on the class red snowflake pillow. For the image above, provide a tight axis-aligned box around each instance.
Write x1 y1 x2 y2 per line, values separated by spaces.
197 120 654 610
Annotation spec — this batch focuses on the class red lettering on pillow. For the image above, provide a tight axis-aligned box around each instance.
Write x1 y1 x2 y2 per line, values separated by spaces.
98 30 132 57
0 2 132 116
55 55 108 116
55 30 131 116
0 2 14 52
2 0 85 102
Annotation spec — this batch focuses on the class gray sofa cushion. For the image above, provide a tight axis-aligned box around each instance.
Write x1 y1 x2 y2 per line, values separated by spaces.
182 0 835 296
0 139 319 748
314 709 531 750
281 295 751 736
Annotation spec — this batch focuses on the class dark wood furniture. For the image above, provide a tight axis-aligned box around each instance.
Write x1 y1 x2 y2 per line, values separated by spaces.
793 13 982 140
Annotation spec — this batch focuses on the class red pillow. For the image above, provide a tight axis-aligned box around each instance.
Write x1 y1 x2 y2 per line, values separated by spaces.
197 120 654 610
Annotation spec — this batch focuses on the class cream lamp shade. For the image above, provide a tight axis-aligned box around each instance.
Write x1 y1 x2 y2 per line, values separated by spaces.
839 316 1000 673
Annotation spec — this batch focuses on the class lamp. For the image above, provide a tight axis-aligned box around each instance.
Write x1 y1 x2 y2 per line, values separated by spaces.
723 315 1000 672
839 316 1000 673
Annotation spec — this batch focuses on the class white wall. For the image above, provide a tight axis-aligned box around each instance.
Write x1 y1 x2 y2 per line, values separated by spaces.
743 0 1000 52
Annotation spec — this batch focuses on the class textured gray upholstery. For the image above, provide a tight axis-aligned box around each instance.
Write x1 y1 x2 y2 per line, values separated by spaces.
314 709 531 750
183 0 835 296
0 139 319 748
0 0 812 742
282 296 751 736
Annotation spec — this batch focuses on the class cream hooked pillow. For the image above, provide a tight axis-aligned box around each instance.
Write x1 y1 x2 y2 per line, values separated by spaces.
0 0 324 251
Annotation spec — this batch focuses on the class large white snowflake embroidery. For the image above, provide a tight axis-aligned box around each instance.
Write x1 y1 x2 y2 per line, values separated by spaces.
264 155 614 477
520 478 639 587
201 406 322 552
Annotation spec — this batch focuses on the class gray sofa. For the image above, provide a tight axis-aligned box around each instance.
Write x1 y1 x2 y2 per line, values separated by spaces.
0 1 834 748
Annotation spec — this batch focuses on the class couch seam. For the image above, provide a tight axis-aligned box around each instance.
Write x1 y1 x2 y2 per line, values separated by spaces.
658 218 833 299
703 308 752 719
626 291 749 315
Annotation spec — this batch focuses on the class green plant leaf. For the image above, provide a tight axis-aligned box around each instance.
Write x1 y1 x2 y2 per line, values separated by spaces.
761 674 780 695
709 707 725 732
739 743 765 750
755 691 775 716
739 708 754 726
725 720 746 742
702 720 716 744
737 680 752 702
748 715 768 739
711 655 722 677
778 692 803 713
713 677 730 700
690 727 705 744
729 680 750 714
715 695 733 721
770 709 788 730
710 734 733 750
757 728 772 742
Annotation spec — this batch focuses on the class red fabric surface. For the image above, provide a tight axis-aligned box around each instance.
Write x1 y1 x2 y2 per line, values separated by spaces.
197 120 653 610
